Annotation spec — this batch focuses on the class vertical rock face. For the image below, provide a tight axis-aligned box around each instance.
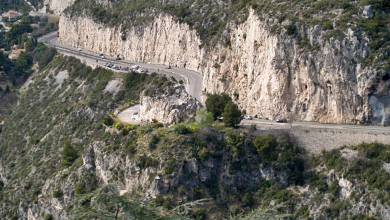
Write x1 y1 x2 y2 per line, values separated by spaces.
59 10 389 124
59 15 203 70
41 0 75 14
202 11 374 124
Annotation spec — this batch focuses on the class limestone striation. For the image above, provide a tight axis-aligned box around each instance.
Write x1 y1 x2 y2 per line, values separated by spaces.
59 9 389 125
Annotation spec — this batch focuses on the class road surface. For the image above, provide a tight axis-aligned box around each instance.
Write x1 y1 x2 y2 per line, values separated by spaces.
38 32 390 134
241 119 389 132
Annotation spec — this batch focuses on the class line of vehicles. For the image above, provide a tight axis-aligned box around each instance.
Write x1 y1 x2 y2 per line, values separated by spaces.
103 63 148 74
103 63 129 71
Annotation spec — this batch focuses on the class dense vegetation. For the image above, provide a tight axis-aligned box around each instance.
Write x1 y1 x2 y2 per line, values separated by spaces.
205 93 242 127
0 0 30 13
0 14 57 120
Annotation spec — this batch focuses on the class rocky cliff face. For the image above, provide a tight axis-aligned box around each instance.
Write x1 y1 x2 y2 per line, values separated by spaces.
59 14 203 70
41 0 75 14
140 84 200 125
59 9 389 125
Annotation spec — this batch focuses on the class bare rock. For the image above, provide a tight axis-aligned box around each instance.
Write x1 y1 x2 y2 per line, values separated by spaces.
363 5 374 19
139 84 201 125
103 78 123 95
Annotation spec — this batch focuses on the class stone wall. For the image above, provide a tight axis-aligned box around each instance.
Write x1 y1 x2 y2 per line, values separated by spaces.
252 125 390 154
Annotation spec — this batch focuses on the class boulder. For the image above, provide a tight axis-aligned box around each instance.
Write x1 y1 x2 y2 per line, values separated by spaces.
140 84 201 125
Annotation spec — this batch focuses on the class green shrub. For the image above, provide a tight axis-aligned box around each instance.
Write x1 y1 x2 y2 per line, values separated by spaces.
103 115 114 126
356 143 390 161
126 141 137 155
148 134 160 150
323 150 344 171
33 43 56 68
285 24 297 36
62 141 78 167
222 102 242 127
155 195 175 209
309 173 328 192
75 182 86 195
164 158 177 175
114 121 124 130
123 124 137 135
322 20 333 30
191 208 207 220
242 192 255 207
198 147 211 161
15 52 32 73
43 214 53 220
53 189 63 198
253 135 278 159
195 109 214 127
205 93 232 119
174 124 192 135
226 131 245 159
137 154 159 169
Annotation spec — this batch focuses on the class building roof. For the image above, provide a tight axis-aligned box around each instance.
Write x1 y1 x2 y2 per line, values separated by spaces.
2 10 22 20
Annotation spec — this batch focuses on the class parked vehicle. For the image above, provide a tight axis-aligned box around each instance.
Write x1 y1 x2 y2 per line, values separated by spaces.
138 68 147 74
243 115 253 120
131 65 140 70
276 118 287 123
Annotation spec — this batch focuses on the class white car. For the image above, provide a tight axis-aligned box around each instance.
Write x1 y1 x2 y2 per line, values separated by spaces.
243 115 253 120
131 65 140 70
131 115 139 120
135 68 147 74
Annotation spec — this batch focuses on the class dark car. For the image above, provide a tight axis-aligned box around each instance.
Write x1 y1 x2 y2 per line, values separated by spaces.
276 118 287 123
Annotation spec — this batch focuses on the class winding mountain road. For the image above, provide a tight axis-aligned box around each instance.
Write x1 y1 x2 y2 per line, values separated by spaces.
38 32 204 101
38 32 390 145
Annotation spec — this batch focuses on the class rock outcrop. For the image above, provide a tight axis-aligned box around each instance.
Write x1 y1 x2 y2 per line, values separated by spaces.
41 0 75 14
139 84 200 125
59 9 389 125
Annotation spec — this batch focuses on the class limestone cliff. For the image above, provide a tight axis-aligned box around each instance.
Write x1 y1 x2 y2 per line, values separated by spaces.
59 9 389 125
41 0 75 14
